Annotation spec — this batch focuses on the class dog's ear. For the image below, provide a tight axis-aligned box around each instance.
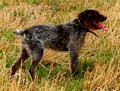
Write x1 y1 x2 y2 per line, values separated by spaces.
78 12 86 23
78 10 93 21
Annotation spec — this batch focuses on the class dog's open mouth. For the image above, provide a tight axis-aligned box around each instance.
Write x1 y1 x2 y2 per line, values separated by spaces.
93 22 106 31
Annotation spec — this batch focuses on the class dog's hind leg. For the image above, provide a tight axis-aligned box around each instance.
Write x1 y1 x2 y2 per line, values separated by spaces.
29 48 43 80
27 40 44 80
11 46 29 76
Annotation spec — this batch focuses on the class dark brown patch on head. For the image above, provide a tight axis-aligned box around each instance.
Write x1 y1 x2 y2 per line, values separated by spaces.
78 9 107 31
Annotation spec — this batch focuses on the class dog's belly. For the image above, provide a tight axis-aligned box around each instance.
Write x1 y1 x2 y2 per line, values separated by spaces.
44 40 69 51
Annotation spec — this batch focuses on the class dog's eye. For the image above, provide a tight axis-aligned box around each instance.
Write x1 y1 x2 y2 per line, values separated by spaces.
88 14 94 20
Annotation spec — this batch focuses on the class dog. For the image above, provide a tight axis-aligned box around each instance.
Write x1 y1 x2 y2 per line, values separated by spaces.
11 9 107 80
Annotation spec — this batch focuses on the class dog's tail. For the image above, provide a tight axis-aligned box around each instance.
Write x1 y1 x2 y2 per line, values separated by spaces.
13 29 24 36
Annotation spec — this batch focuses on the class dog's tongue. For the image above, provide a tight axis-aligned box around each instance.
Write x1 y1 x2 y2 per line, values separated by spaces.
94 22 106 31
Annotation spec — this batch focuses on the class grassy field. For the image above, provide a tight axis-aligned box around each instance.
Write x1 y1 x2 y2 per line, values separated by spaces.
0 0 120 91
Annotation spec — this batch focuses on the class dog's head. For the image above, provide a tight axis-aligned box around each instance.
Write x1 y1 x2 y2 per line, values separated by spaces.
78 9 107 31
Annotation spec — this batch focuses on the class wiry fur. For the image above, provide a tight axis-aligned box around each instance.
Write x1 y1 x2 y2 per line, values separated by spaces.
11 9 107 80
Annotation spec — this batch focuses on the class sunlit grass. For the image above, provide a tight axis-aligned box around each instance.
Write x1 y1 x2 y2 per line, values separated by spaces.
0 0 120 91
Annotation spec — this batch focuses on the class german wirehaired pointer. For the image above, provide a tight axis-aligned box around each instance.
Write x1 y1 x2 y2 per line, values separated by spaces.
11 9 107 80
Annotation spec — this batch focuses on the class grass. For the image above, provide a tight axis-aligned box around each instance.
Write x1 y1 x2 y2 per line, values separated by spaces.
0 0 120 91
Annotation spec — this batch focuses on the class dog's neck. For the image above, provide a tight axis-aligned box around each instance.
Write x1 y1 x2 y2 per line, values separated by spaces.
76 18 98 37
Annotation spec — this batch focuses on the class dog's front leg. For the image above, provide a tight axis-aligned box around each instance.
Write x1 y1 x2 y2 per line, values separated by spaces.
69 43 79 75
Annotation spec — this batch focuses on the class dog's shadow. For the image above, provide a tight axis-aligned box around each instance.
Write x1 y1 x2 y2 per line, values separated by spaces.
32 59 95 80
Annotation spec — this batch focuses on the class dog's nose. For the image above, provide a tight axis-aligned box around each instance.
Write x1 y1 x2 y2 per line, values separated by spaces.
99 15 107 21
103 16 107 20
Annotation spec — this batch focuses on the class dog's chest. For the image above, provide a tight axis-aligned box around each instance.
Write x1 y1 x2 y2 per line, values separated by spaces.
75 31 87 50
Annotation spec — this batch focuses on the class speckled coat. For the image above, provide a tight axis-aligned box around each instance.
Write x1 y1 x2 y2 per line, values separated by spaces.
11 9 107 80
